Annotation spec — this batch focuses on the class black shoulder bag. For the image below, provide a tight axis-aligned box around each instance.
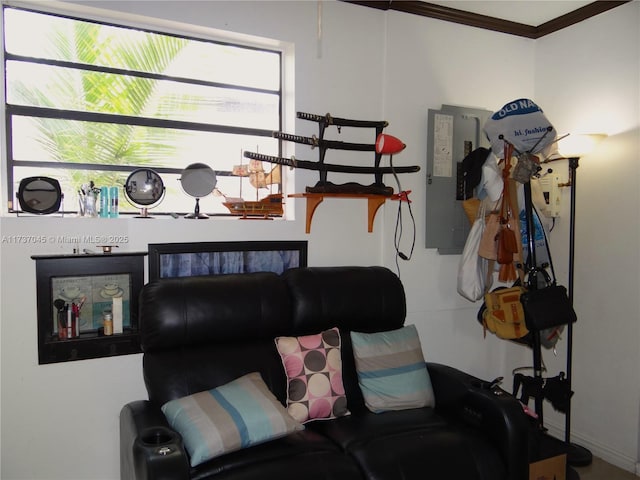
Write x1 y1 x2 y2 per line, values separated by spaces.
519 209 577 331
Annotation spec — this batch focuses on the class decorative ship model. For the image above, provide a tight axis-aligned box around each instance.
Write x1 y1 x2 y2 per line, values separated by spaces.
222 158 283 219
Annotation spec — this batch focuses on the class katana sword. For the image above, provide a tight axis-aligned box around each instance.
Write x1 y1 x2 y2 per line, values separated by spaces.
272 132 375 151
297 112 388 129
244 151 420 175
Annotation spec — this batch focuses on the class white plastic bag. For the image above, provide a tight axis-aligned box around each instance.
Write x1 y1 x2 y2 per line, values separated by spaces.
483 98 557 158
457 206 489 302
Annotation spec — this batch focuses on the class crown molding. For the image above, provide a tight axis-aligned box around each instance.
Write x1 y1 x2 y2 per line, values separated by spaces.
341 1 631 39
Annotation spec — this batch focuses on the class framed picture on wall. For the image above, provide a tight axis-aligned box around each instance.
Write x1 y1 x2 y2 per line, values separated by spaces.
32 252 145 364
148 241 307 281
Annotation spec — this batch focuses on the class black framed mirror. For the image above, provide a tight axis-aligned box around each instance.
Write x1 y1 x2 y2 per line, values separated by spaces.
180 163 217 219
123 169 165 218
17 177 63 214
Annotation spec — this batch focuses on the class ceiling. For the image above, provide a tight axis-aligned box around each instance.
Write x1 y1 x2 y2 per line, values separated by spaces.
343 1 631 38
426 1 592 25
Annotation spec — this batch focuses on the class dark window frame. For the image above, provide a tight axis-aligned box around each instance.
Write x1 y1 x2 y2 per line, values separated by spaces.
3 4 285 215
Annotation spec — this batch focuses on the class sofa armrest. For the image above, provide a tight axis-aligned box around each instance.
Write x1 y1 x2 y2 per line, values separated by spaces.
120 400 190 480
427 363 529 480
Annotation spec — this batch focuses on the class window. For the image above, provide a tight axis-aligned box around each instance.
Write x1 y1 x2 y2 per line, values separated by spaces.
3 5 285 216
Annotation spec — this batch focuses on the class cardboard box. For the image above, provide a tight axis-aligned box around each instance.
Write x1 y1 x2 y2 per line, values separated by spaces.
529 454 566 480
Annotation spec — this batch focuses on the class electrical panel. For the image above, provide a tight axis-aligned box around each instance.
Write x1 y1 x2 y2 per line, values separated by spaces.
425 104 492 254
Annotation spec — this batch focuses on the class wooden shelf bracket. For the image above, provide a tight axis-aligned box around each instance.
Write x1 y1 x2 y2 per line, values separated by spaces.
289 192 389 233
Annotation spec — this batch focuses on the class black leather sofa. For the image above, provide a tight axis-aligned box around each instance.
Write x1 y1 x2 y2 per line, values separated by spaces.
120 266 529 480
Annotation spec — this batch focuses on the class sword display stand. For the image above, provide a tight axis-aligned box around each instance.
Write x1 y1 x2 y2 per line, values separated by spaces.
243 112 420 232
294 112 391 194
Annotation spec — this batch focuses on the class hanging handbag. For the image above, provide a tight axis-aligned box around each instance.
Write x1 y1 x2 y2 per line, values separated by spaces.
496 143 520 283
478 199 501 260
512 152 540 184
477 280 562 347
457 203 490 302
497 225 518 264
482 286 529 340
542 372 574 413
520 283 577 331
520 217 577 330
462 197 481 225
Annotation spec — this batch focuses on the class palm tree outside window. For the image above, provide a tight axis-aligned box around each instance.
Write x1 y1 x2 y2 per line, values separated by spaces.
2 5 284 216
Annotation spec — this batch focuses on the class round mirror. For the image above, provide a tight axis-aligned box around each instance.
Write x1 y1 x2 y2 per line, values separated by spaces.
180 163 217 219
17 176 62 214
123 168 165 218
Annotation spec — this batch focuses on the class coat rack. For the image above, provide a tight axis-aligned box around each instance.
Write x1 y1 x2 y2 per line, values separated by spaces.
480 99 604 480
522 134 606 479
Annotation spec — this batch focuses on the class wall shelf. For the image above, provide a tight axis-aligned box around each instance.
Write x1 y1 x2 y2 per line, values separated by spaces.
289 193 389 233
31 252 146 364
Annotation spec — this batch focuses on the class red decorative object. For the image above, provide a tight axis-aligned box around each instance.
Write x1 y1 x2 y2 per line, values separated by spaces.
391 190 412 203
375 133 406 155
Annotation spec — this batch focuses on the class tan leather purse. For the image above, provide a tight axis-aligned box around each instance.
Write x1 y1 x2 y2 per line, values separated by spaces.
482 286 529 340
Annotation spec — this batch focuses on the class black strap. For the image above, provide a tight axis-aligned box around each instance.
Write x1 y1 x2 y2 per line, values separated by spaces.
524 205 557 287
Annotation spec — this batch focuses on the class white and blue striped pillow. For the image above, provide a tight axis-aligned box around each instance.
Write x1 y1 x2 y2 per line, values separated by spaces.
350 325 435 413
161 372 304 467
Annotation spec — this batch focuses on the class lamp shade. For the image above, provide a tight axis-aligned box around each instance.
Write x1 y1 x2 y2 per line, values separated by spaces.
375 134 406 155
558 133 607 158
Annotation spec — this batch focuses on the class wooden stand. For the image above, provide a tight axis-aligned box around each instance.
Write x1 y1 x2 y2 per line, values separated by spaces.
289 193 389 233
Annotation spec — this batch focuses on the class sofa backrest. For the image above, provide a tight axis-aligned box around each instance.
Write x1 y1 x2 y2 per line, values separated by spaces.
282 266 406 335
140 271 289 350
139 266 406 412
140 271 292 406
283 266 406 412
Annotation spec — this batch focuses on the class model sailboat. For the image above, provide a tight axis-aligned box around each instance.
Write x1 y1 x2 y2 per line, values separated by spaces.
222 158 283 219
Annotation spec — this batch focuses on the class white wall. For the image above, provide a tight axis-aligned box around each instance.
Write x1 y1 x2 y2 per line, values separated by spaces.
379 7 536 383
0 1 638 478
533 2 640 472
380 1 640 474
0 3 387 479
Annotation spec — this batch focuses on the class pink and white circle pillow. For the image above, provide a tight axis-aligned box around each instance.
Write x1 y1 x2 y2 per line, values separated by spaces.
275 327 349 423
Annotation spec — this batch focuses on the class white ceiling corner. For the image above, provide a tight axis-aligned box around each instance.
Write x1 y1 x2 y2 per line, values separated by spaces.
426 1 594 26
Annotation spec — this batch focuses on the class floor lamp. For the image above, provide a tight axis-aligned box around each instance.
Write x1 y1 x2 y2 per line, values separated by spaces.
551 133 607 469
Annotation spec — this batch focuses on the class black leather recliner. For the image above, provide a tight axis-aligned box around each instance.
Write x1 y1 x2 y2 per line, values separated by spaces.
120 266 529 480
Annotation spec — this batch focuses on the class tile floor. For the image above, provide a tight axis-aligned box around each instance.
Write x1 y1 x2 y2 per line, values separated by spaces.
573 457 638 480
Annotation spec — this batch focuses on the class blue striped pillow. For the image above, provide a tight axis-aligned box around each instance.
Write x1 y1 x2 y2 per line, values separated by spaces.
350 325 435 413
161 372 304 467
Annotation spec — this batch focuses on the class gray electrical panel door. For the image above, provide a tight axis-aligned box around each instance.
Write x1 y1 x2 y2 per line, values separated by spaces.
425 105 492 254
